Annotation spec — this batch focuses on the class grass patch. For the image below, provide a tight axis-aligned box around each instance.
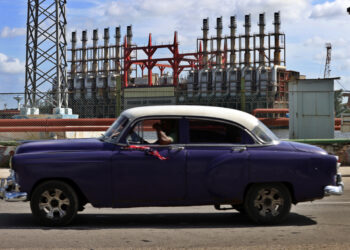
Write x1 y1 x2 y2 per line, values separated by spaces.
0 141 20 146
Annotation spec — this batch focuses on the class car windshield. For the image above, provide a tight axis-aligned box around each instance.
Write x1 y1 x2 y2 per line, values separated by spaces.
103 115 129 141
251 120 279 144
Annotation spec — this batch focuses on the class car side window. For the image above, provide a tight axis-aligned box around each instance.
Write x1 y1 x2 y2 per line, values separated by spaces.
126 118 180 145
188 119 254 144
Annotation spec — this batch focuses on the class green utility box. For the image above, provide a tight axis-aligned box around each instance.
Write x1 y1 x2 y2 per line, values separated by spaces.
289 78 338 139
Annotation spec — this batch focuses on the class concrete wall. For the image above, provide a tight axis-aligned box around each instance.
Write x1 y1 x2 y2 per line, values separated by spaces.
308 143 350 165
0 131 102 141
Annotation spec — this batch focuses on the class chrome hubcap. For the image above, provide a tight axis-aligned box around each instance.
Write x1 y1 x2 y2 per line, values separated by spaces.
39 189 70 219
253 188 284 217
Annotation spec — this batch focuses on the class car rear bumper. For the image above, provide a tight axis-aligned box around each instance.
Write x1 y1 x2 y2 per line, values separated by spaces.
324 174 344 196
0 170 27 202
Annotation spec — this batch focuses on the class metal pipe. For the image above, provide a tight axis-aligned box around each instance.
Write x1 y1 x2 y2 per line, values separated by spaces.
0 127 110 132
252 108 288 116
71 31 77 78
103 28 110 74
229 16 237 67
210 38 214 66
148 33 153 86
127 25 133 47
224 37 228 68
202 18 209 68
216 17 223 67
273 12 281 65
0 118 115 127
258 13 266 66
271 65 286 93
244 15 251 67
115 26 121 74
82 30 88 76
126 25 133 78
92 29 99 75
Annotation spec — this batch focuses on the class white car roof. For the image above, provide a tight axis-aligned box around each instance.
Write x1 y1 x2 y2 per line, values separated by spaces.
122 105 260 130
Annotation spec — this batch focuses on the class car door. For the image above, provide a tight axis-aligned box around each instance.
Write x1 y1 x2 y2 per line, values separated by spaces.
111 117 187 206
185 118 254 203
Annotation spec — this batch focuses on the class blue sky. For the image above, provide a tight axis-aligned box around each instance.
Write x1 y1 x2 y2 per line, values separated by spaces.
0 0 349 108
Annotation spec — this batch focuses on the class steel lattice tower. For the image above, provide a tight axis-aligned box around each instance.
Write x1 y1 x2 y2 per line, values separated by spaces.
324 43 332 78
25 0 68 110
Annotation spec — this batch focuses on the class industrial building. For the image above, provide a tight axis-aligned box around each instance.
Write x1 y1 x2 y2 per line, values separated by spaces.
66 12 299 118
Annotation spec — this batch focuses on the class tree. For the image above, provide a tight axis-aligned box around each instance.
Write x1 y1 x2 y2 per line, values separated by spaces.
334 90 347 117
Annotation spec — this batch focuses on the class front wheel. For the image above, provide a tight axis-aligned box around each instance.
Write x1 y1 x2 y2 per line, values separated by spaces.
244 183 291 224
30 180 79 226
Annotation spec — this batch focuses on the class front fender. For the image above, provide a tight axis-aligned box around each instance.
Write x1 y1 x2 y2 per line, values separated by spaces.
13 150 113 207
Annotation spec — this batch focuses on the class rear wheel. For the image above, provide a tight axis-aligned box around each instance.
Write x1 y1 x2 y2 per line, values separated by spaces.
30 180 78 226
244 183 291 224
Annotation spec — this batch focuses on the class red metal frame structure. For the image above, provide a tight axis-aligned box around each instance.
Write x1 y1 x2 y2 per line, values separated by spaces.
123 32 202 87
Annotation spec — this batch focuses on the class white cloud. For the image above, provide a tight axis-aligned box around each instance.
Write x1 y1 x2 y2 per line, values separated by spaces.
0 53 25 74
304 36 326 47
337 75 350 91
63 0 350 91
0 26 26 38
66 0 315 52
310 0 349 19
90 0 311 29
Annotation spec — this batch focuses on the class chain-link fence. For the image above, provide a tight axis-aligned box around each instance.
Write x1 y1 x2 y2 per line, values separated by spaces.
0 88 344 143
0 88 344 119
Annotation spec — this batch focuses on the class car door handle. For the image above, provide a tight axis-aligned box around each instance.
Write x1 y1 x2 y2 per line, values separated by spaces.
170 146 185 151
232 146 246 152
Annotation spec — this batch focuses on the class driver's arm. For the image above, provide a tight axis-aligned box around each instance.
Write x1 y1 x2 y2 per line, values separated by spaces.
153 123 173 145
157 130 173 145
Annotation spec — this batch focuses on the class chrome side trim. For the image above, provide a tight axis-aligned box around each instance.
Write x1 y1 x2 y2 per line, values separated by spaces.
3 192 27 202
0 170 27 202
324 184 344 196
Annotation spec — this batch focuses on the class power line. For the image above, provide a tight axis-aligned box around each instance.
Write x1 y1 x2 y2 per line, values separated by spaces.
336 79 349 92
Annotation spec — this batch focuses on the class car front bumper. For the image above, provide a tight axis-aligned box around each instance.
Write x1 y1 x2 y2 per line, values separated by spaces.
0 170 27 202
324 173 344 196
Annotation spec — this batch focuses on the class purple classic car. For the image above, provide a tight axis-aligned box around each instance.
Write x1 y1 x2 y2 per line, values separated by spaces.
0 105 344 226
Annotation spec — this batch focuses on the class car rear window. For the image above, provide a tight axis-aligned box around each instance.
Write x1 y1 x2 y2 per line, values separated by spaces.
188 119 254 144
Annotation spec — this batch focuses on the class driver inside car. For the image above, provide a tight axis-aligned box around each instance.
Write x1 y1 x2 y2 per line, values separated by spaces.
153 119 178 145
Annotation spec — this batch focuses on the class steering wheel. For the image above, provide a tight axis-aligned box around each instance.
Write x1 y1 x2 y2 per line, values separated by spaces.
128 131 148 144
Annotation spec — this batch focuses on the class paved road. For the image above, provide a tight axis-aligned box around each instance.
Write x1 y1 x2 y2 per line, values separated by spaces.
0 169 350 249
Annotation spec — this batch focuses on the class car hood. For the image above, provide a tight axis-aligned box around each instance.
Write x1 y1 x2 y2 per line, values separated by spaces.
15 138 113 154
288 141 327 155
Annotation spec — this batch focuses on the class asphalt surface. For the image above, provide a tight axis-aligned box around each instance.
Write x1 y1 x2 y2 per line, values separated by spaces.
0 168 350 249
